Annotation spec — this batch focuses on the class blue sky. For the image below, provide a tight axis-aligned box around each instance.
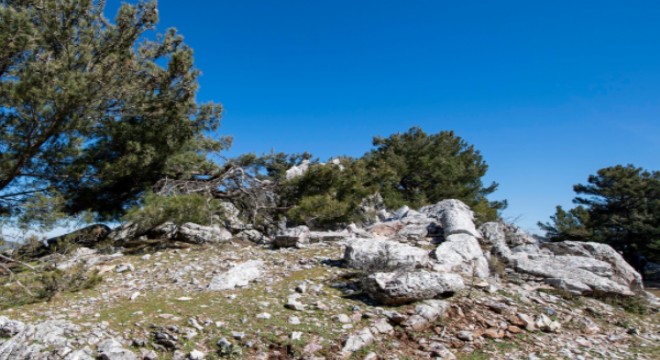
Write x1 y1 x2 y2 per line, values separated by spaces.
109 1 659 232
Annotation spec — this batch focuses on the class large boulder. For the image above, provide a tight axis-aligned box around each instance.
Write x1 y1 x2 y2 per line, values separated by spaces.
480 222 642 296
420 199 480 238
344 238 431 271
512 255 634 295
433 234 490 278
363 271 465 305
0 317 121 360
208 260 264 291
285 160 311 180
273 226 310 248
97 339 137 360
542 241 643 290
176 223 232 244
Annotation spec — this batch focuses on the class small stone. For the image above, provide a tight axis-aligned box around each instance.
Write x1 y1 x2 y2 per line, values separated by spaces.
335 314 352 324
507 325 523 334
291 331 302 340
231 331 245 340
285 298 306 311
370 318 394 335
116 264 134 273
256 313 271 320
456 331 473 342
217 337 231 348
129 292 140 301
342 328 375 352
482 328 504 339
288 316 301 325
517 313 536 331
188 350 205 360
295 283 307 293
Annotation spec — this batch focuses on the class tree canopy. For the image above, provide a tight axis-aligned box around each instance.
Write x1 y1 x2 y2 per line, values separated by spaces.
0 0 223 226
264 127 506 228
539 164 660 261
363 127 506 222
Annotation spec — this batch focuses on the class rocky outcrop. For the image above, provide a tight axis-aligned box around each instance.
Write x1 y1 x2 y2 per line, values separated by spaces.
343 238 430 271
0 317 129 360
480 222 643 296
176 223 232 244
285 160 311 180
433 234 490 278
208 260 264 291
363 271 464 305
542 241 643 290
421 199 480 238
513 255 635 295
273 226 310 248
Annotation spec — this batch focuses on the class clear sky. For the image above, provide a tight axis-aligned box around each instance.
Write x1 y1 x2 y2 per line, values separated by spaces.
108 1 659 232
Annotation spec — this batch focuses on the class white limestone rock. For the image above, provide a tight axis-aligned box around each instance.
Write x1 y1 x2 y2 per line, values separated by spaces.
363 270 465 305
273 226 310 248
542 241 643 290
420 199 481 238
208 260 264 291
343 238 430 271
177 223 232 244
433 234 489 278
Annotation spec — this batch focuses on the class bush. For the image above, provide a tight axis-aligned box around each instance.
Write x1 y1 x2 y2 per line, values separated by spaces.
0 264 102 309
124 192 228 233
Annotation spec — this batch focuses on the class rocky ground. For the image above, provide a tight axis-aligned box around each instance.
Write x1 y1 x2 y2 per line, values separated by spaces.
0 200 658 359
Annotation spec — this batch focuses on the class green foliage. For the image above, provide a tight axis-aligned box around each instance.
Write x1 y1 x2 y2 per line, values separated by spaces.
124 192 227 234
364 127 506 222
540 164 659 261
0 0 223 226
538 205 591 242
0 264 102 309
247 127 505 228
283 158 372 228
234 151 313 181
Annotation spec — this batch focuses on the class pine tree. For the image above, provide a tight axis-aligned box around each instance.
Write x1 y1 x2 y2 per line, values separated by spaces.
0 0 223 225
540 165 659 261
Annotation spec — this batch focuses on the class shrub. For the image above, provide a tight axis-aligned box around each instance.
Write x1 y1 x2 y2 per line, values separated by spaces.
124 192 228 233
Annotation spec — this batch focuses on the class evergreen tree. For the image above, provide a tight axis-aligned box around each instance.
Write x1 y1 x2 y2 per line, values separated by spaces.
540 165 659 261
363 127 506 222
0 0 223 224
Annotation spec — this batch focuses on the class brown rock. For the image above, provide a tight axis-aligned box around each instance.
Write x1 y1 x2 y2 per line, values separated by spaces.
482 328 504 339
506 315 526 327
507 325 523 334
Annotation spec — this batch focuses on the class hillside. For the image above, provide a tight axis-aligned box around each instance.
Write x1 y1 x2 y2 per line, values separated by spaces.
0 199 658 360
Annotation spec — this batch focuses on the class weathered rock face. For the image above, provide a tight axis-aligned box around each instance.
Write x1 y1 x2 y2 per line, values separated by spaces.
421 199 480 238
97 338 137 360
176 223 232 244
480 222 643 296
236 229 269 244
363 271 465 305
433 234 490 278
542 241 643 290
343 238 431 271
106 222 140 243
285 159 311 180
208 260 264 291
0 317 127 360
512 255 634 295
273 226 310 248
